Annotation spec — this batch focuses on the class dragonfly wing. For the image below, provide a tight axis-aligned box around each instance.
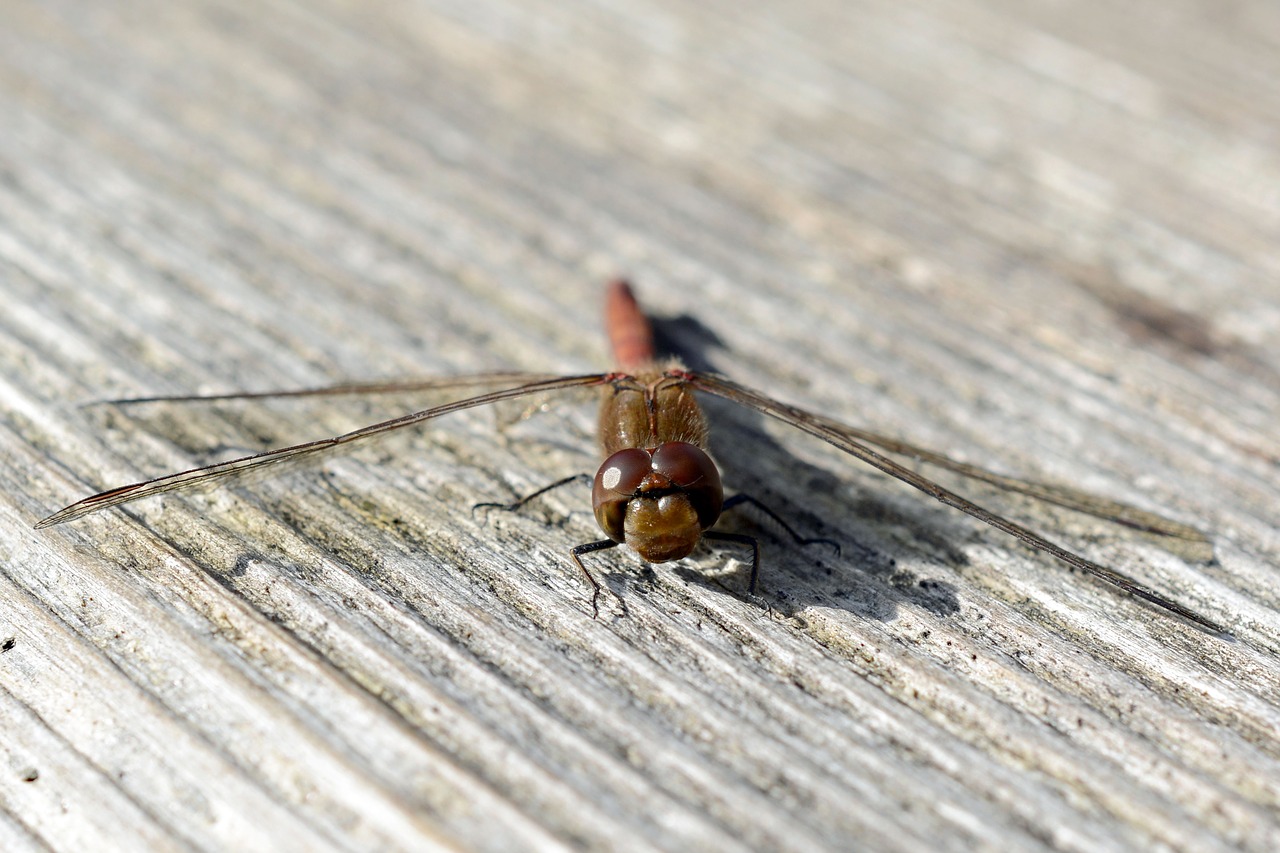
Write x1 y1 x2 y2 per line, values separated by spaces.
688 372 1224 634
100 371 566 405
38 373 609 528
800 412 1209 546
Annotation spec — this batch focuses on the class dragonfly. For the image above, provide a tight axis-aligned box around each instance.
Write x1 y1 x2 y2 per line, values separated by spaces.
36 280 1224 633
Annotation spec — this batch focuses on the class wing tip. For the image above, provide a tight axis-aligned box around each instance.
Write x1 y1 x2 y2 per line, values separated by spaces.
33 511 69 529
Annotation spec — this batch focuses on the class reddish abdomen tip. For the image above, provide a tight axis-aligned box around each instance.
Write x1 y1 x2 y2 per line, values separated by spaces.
604 278 655 370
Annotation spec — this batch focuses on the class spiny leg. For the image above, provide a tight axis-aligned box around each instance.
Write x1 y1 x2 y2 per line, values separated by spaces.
472 473 592 518
571 539 618 618
722 493 841 555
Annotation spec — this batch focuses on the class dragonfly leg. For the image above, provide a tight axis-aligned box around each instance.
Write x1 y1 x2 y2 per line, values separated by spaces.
703 531 761 593
722 493 841 556
473 473 592 518
571 539 618 618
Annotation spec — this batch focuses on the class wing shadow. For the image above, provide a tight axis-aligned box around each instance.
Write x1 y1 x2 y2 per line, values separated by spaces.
650 311 963 623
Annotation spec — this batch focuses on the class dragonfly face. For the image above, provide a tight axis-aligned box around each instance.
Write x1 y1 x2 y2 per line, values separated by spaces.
591 442 724 563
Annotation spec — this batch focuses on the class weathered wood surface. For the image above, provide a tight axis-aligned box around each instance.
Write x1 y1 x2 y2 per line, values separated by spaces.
2 0 1278 850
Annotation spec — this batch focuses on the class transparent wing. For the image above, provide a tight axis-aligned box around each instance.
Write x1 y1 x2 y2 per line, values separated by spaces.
99 371 565 406
37 373 608 528
688 372 1224 634
801 412 1209 545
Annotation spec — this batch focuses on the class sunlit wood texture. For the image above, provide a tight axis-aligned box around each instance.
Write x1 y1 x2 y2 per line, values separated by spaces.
2 1 1278 850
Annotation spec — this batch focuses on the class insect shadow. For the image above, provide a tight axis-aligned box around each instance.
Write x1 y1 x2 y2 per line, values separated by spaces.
644 309 962 622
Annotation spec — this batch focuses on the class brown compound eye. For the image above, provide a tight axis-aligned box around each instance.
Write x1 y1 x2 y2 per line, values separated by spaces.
592 448 653 541
651 442 723 530
651 442 717 488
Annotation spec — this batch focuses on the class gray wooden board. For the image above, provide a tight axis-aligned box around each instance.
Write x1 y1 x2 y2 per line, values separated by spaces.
1 0 1278 850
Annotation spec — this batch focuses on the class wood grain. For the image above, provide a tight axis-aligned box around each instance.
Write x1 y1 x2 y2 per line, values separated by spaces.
2 0 1278 850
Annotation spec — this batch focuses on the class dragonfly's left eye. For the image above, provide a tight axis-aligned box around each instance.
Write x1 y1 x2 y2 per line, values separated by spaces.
651 442 723 530
651 442 718 489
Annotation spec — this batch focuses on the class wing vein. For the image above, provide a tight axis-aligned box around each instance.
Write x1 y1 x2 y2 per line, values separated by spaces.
37 373 607 528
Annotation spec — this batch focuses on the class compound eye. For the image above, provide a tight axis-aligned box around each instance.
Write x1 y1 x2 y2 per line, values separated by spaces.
651 443 718 489
651 443 723 529
595 448 652 497
592 448 653 542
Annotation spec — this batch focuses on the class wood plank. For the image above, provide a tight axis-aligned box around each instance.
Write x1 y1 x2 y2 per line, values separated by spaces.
1 0 1277 850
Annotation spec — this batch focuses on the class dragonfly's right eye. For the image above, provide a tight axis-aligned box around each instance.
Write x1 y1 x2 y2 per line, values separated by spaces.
592 448 653 541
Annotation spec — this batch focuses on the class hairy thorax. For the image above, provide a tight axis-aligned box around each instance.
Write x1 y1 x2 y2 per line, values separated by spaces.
597 359 709 455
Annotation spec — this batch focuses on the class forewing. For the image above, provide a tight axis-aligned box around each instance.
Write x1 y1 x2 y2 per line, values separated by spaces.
38 373 608 528
801 412 1209 546
100 371 565 406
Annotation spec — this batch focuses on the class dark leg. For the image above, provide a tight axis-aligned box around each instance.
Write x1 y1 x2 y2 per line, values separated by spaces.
571 539 618 618
703 531 760 593
722 493 841 556
473 473 592 517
